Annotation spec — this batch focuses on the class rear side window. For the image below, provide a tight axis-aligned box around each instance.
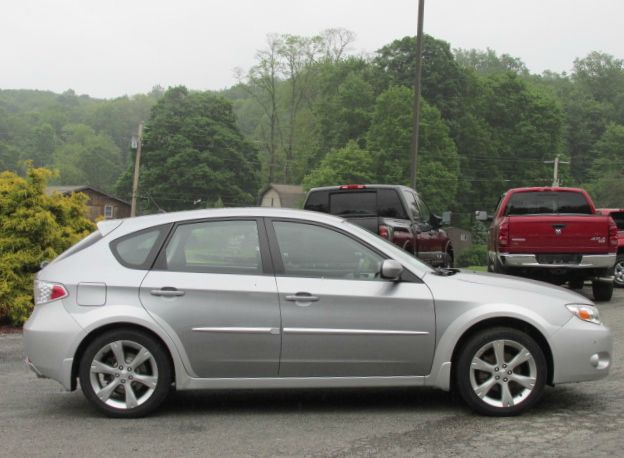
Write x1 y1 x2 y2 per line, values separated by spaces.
110 225 170 269
162 220 262 275
304 190 329 213
505 192 592 215
329 192 376 216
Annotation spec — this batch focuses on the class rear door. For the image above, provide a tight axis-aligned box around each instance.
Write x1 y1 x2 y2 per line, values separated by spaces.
139 218 281 378
267 219 436 377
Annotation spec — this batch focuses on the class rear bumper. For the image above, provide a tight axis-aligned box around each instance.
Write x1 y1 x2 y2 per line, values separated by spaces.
499 253 616 269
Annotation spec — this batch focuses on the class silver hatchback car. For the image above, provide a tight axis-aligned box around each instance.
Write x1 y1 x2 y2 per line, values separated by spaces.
24 208 612 417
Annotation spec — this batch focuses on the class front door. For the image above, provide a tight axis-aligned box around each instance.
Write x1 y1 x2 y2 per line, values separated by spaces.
139 219 281 378
267 219 436 377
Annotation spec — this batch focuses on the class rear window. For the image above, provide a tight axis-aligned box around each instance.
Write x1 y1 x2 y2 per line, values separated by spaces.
610 212 624 230
304 190 329 213
505 192 592 216
329 192 376 216
110 225 171 269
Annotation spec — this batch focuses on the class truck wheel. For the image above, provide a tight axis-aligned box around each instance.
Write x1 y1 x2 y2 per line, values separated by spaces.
455 327 547 416
592 280 614 302
492 257 508 275
614 255 624 288
568 278 585 290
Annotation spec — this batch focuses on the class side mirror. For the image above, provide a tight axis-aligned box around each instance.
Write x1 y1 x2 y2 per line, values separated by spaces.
429 213 442 229
380 259 403 280
475 211 492 222
441 211 452 226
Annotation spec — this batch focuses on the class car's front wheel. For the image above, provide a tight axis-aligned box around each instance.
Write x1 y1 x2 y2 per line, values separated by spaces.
79 328 172 418
455 327 547 416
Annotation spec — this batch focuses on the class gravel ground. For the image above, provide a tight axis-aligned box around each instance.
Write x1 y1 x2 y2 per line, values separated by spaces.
1 287 622 457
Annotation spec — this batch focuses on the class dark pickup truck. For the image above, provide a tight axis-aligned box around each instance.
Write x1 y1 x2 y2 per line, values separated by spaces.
480 187 618 301
304 184 453 267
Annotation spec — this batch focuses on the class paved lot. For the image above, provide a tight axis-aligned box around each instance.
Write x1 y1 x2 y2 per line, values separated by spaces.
1 287 623 457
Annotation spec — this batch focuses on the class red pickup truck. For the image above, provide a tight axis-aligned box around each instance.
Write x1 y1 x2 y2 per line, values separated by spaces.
598 208 624 288
481 187 618 301
304 184 453 267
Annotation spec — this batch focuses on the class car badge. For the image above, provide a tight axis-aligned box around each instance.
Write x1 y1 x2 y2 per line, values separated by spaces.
554 228 562 236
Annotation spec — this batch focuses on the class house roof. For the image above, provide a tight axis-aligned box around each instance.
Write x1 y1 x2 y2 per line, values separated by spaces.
45 186 130 206
259 183 305 208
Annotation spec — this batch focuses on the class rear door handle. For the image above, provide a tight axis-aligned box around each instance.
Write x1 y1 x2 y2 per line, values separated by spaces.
150 288 185 297
285 292 319 302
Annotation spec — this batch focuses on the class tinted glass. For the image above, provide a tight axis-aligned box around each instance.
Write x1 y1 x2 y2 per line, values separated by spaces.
164 220 261 274
610 212 624 230
377 189 407 219
273 221 383 280
329 192 376 216
304 190 329 213
112 229 162 268
505 192 592 215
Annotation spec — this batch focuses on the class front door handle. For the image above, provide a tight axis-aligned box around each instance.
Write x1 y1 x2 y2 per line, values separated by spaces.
285 292 319 302
150 287 185 297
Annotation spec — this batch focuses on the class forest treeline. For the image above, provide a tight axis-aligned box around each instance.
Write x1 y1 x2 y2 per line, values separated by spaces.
2 29 624 226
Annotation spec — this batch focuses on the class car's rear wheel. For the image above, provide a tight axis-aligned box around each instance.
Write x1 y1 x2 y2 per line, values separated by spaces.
79 329 172 418
455 327 547 416
614 255 624 288
592 280 614 302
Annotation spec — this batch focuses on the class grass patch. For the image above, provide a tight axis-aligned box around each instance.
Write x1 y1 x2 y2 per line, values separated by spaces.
463 265 487 272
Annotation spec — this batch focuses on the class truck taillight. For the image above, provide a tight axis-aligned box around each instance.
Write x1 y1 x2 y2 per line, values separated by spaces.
34 280 68 305
498 221 509 249
609 220 618 248
339 184 367 190
379 225 390 239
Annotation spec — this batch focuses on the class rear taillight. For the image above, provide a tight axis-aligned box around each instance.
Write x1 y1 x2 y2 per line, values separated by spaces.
497 221 509 250
34 280 68 305
609 220 618 248
379 224 390 239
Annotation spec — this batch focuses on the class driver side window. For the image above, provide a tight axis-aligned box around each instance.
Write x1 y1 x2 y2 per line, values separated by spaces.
272 221 384 280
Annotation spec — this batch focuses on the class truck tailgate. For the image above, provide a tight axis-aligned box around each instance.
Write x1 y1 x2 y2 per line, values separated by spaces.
507 215 612 254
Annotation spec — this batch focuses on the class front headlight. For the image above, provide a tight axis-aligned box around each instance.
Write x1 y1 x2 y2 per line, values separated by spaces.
566 304 601 325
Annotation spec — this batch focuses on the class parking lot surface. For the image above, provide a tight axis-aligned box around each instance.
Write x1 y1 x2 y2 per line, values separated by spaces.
1 288 623 457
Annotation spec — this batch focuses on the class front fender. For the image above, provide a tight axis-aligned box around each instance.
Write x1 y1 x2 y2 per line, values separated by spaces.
425 303 567 390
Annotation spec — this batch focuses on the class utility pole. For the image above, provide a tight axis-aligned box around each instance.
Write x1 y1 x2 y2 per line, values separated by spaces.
130 122 144 217
544 154 570 187
410 0 426 190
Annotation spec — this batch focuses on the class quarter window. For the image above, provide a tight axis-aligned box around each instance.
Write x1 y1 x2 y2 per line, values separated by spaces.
110 226 169 269
272 221 384 280
163 220 262 274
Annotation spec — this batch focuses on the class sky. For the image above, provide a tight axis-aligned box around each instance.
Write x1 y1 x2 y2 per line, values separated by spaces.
1 0 623 99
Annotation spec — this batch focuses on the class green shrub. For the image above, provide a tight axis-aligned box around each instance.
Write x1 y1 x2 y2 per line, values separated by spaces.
0 167 95 325
457 244 488 268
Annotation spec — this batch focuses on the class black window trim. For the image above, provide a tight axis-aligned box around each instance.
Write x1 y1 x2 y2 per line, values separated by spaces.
263 217 421 283
109 223 173 270
151 217 274 276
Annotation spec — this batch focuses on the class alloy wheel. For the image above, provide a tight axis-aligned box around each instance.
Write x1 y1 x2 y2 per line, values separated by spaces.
615 260 624 287
89 340 159 410
469 339 537 408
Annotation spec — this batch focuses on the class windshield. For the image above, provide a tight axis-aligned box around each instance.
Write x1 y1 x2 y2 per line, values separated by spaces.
505 191 592 216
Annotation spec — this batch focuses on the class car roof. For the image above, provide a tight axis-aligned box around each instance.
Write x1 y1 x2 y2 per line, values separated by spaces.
98 207 346 237
506 186 587 193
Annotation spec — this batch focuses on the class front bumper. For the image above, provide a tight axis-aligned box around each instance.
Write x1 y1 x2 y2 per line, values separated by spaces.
499 253 616 269
550 316 612 384
23 299 84 391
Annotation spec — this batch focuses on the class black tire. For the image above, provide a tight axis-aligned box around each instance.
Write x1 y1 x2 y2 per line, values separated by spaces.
492 257 509 275
79 328 172 418
614 254 624 288
592 280 614 302
568 278 585 290
455 327 547 416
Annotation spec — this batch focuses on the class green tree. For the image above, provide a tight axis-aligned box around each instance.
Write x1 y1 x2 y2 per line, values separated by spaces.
366 86 460 213
117 86 259 212
454 48 529 76
0 166 94 325
303 140 375 189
